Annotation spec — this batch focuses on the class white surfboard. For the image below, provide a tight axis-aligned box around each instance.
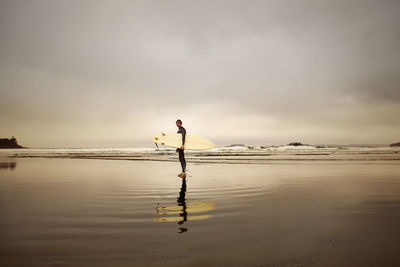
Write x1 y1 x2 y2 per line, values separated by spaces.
153 133 216 150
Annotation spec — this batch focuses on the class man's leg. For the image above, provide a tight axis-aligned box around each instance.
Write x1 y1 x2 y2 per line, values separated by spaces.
178 149 186 173
182 150 186 172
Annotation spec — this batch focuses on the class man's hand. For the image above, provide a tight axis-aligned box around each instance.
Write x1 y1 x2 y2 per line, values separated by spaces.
180 145 185 150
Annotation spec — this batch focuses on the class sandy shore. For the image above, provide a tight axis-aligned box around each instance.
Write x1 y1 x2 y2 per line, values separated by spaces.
0 157 399 266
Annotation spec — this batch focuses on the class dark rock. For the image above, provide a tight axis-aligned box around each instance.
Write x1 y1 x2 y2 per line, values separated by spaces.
0 136 25 149
389 142 400 147
228 144 246 147
287 142 305 146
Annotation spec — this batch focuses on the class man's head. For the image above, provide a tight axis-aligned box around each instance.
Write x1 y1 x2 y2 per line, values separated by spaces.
176 119 182 127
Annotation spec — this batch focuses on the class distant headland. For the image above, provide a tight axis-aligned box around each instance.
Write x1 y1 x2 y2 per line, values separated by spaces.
0 137 26 149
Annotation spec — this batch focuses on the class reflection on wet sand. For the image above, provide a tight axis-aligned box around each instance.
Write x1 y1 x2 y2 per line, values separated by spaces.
155 179 216 233
0 161 17 170
1 158 400 266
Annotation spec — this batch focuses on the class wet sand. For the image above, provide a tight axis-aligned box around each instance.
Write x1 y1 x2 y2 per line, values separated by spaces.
1 157 400 266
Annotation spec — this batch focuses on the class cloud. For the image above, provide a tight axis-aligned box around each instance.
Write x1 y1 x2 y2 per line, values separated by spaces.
1 0 399 147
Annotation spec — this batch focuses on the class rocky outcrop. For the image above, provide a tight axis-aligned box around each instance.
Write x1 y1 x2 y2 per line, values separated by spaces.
228 144 246 147
287 142 306 146
0 137 25 148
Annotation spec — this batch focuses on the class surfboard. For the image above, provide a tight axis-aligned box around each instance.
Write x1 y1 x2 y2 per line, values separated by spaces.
153 133 216 150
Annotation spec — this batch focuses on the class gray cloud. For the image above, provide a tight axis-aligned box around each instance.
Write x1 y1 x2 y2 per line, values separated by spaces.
1 0 399 147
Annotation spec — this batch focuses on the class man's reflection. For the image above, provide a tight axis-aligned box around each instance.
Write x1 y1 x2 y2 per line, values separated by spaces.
155 178 215 232
177 178 188 233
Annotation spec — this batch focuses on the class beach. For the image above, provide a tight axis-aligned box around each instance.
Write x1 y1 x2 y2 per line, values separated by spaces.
2 0 400 265
1 149 400 266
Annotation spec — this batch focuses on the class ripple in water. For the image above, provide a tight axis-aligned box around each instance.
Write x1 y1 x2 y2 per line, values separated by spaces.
155 179 216 232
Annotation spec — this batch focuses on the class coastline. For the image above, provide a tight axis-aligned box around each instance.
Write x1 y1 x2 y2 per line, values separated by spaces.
1 145 399 164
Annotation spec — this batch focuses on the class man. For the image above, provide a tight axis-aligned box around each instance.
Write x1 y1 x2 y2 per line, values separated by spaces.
176 119 186 178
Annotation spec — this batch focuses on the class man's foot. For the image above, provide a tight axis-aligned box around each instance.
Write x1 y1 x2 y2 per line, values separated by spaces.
177 172 186 178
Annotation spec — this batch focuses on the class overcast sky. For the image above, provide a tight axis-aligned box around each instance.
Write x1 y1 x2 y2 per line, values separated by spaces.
1 0 399 148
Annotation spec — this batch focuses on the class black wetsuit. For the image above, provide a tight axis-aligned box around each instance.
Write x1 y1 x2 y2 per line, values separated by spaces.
177 126 186 172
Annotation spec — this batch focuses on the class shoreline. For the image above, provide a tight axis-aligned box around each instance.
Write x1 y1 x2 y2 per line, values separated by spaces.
0 146 398 164
3 154 400 164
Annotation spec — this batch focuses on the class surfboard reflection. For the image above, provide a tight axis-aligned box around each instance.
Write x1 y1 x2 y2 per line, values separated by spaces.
155 179 216 233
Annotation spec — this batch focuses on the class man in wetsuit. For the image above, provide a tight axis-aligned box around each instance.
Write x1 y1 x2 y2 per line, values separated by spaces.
176 119 186 178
